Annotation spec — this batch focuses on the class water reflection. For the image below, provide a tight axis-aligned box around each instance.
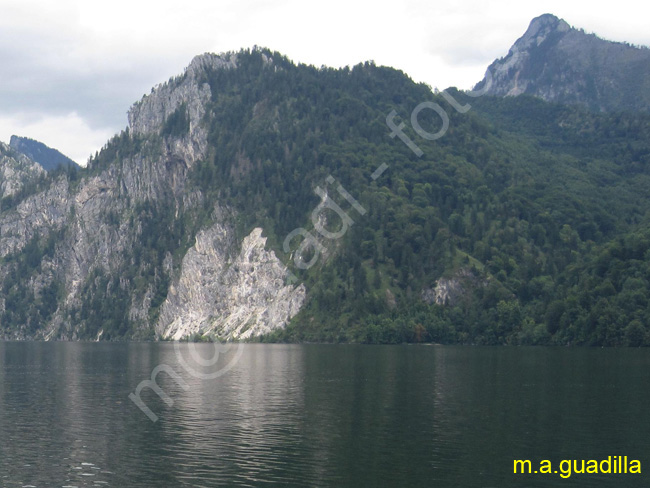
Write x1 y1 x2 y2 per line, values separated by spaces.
1 343 649 487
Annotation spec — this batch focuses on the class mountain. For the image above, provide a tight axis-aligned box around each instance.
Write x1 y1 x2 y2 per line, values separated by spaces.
1 47 650 345
476 13 650 112
0 141 45 206
9 136 79 171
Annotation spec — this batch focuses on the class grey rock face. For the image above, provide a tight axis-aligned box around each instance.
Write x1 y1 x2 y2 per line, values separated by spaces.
0 176 69 258
0 51 304 341
127 52 238 168
514 14 570 53
477 14 650 112
421 268 487 306
0 141 44 200
158 224 305 341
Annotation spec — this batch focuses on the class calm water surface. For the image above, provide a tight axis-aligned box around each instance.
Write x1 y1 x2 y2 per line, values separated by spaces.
0 343 649 487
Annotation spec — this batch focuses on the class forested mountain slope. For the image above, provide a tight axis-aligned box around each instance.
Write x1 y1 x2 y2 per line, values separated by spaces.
1 47 649 345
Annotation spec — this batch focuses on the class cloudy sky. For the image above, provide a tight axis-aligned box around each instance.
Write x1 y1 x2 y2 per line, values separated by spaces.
0 0 648 164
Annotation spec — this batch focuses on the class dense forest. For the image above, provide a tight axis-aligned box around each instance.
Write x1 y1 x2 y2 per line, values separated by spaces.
192 50 650 346
3 48 650 345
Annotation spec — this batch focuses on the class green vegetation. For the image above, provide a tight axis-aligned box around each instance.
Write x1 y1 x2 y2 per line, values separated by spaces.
162 103 190 138
1 231 64 335
3 48 650 345
186 49 650 345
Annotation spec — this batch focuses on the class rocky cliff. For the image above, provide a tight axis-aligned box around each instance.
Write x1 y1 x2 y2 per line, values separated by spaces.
476 13 650 112
158 225 305 341
0 50 304 341
0 141 45 200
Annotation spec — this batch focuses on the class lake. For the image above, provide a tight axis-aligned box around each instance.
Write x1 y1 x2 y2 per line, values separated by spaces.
0 342 648 487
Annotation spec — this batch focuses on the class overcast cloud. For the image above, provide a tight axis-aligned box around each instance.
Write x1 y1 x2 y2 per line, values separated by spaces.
0 0 648 164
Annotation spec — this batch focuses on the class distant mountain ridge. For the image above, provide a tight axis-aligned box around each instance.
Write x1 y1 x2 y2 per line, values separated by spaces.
476 13 650 112
9 135 79 171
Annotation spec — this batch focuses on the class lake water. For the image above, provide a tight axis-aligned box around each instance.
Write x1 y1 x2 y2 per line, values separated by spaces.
0 342 649 487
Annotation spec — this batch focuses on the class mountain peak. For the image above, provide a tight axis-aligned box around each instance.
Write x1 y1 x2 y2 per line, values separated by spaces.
517 14 571 50
476 14 650 112
186 51 239 76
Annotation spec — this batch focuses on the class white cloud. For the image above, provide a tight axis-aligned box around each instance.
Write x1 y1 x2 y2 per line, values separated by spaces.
0 0 648 159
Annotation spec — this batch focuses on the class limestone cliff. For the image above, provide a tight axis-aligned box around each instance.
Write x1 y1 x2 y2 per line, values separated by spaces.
0 141 45 200
421 268 488 307
0 50 304 341
476 14 650 112
157 225 305 340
